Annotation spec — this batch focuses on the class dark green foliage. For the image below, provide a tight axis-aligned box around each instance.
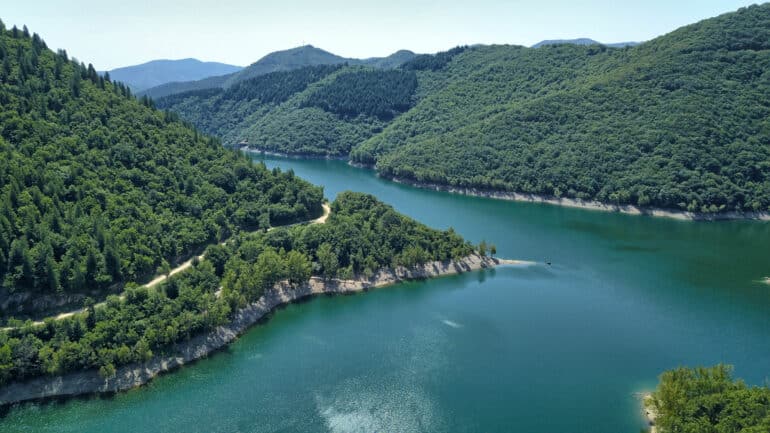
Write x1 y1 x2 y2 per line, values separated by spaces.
650 365 770 432
156 66 411 157
157 64 341 109
153 65 343 141
154 87 223 108
294 192 474 276
0 24 323 317
0 193 473 385
0 262 228 383
224 64 342 104
400 46 468 71
300 69 418 120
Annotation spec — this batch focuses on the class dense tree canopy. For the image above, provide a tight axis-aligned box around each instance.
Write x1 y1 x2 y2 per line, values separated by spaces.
353 5 770 214
0 192 474 385
0 23 323 319
300 69 417 120
400 46 468 72
157 65 418 157
650 365 770 433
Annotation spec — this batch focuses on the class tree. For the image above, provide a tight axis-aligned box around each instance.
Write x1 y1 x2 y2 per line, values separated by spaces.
4 238 33 290
157 259 171 278
651 364 770 432
0 344 13 384
205 245 229 277
316 243 338 280
489 244 497 257
478 240 488 257
286 250 311 285
99 362 116 379
84 297 96 330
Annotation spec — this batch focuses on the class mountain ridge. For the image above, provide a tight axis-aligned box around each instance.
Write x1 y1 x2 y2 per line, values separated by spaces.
532 38 641 48
104 58 243 92
140 46 416 99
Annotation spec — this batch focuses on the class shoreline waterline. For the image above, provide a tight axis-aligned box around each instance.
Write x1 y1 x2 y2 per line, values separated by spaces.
242 148 770 221
0 254 516 407
383 176 770 222
639 392 658 433
239 146 347 161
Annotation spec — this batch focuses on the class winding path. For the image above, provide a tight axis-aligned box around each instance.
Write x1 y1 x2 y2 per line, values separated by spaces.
2 204 331 330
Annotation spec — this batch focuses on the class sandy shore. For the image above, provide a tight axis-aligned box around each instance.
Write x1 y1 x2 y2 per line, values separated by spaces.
0 254 517 406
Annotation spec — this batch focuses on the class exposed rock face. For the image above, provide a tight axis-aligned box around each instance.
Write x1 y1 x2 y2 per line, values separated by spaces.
0 254 501 406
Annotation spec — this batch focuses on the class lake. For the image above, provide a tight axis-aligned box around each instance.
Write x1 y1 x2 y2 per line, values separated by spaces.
3 154 770 432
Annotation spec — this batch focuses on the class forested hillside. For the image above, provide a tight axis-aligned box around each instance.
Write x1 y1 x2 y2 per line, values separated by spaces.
0 192 473 385
354 4 770 214
156 65 420 156
162 5 770 215
0 22 323 318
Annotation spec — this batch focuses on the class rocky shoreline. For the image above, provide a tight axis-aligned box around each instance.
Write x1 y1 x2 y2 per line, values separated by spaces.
237 148 770 221
0 254 510 407
383 176 770 221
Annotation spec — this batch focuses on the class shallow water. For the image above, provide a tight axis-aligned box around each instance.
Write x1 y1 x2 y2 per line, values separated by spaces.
4 155 770 432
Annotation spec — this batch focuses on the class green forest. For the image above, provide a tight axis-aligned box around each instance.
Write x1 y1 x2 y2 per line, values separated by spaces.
155 65 418 157
649 365 770 433
159 5 770 214
0 192 473 385
0 23 324 318
357 4 770 214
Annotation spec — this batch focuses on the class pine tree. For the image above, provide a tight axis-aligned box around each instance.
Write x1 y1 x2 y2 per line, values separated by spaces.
84 297 96 330
5 238 33 290
317 243 338 280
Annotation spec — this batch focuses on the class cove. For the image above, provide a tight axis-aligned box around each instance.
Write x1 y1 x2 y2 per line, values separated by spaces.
3 155 770 433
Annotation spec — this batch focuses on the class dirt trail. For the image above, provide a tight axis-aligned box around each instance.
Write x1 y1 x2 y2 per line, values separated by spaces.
2 204 332 330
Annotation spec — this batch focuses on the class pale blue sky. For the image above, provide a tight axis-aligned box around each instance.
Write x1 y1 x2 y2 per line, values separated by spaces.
3 1 761 70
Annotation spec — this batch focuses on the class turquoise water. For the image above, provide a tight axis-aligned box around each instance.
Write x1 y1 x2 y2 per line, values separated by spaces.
3 155 770 432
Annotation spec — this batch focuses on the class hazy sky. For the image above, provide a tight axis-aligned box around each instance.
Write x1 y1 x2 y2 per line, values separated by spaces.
2 0 760 70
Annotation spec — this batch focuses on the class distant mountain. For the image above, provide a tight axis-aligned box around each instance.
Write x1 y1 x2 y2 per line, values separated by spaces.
140 46 416 99
140 74 235 100
605 41 641 48
104 58 243 92
532 38 640 48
